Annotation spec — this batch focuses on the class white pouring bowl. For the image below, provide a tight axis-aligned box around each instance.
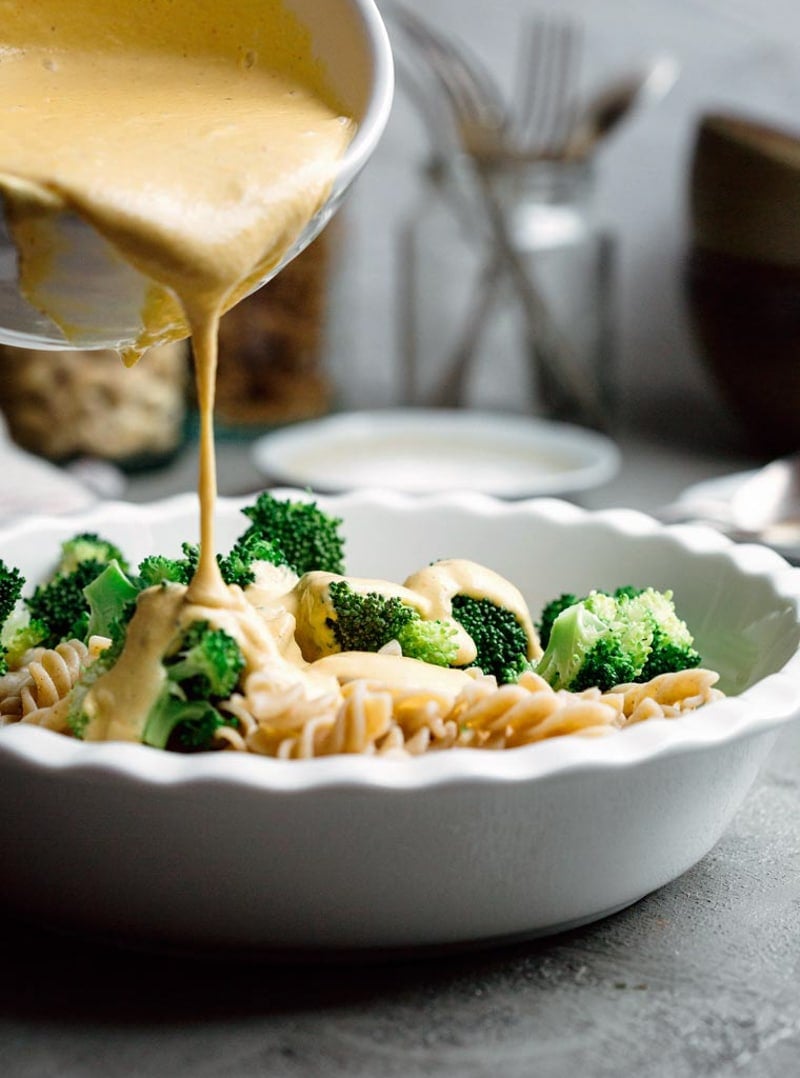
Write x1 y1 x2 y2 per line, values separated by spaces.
0 0 394 352
1 490 799 955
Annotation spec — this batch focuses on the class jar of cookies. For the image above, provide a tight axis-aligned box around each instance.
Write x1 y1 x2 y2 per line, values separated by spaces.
0 340 189 470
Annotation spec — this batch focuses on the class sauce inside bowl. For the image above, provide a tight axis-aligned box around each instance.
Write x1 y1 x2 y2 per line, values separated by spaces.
0 0 355 604
0 0 362 736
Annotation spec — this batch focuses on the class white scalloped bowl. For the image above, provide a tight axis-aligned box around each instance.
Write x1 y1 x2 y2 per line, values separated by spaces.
1 490 799 955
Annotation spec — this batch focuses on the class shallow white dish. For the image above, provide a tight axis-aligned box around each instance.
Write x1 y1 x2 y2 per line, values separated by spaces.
251 409 620 497
1 491 799 955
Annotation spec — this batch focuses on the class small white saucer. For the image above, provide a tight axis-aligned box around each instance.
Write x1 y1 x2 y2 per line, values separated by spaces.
251 409 619 497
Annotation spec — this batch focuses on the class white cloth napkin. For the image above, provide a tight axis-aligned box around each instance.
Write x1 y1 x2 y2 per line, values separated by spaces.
0 413 97 518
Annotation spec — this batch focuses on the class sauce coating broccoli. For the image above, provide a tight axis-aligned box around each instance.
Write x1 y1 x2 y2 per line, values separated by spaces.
142 620 245 751
326 580 459 666
451 594 531 684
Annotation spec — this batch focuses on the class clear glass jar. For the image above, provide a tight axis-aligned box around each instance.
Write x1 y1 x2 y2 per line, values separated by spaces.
399 154 616 430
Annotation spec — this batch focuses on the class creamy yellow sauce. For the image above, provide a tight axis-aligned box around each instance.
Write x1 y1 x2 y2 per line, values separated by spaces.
0 0 354 611
1 2 541 745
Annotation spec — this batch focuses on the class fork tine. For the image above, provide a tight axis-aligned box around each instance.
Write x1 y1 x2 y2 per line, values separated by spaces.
512 14 582 158
388 4 507 141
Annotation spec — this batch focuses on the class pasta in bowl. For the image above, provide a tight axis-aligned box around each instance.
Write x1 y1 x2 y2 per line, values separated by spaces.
0 490 799 953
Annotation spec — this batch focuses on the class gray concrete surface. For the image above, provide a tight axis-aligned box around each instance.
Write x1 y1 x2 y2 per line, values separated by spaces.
1 721 797 1077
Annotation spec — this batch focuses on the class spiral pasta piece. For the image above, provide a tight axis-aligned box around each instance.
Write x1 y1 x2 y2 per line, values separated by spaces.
18 639 92 732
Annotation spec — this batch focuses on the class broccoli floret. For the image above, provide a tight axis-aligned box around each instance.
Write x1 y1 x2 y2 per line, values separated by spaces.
55 532 129 575
217 533 288 588
618 587 701 680
137 553 194 588
163 620 244 699
2 616 47 670
25 559 107 648
395 616 459 667
537 592 580 649
327 580 418 653
142 620 244 751
534 587 700 692
325 580 458 667
0 559 41 674
0 558 24 626
535 602 631 691
240 492 345 576
451 594 530 684
138 534 287 591
83 560 140 645
142 690 231 752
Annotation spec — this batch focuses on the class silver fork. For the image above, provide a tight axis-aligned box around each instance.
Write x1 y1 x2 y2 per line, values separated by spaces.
400 14 591 411
387 3 508 157
511 15 582 159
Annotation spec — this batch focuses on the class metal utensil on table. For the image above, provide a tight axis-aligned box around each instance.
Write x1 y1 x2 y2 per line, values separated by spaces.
426 16 582 408
563 55 679 161
391 6 604 425
661 452 800 560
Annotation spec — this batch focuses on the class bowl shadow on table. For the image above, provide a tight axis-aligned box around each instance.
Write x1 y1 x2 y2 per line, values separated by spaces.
0 856 737 1025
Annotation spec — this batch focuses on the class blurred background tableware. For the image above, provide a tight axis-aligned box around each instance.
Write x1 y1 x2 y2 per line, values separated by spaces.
685 111 800 457
251 407 620 496
662 449 800 561
208 224 343 435
391 6 678 432
562 54 678 161
0 340 189 472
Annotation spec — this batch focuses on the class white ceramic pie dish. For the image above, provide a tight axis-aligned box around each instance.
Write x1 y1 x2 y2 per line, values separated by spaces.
1 490 799 955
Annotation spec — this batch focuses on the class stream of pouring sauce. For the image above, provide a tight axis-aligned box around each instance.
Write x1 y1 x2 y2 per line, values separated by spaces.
0 2 543 744
0 0 354 606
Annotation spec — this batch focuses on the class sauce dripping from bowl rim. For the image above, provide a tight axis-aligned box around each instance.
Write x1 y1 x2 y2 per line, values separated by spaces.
0 0 356 608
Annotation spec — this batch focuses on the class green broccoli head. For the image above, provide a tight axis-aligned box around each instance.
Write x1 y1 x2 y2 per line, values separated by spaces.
395 616 459 667
140 619 245 752
83 560 141 646
537 592 580 649
327 580 417 653
0 559 33 675
216 533 288 588
141 690 234 752
451 594 530 684
324 580 458 667
164 619 245 700
56 532 129 575
138 534 288 591
535 586 702 692
25 559 109 648
0 558 24 626
620 587 701 680
137 553 194 588
240 492 345 576
534 602 630 691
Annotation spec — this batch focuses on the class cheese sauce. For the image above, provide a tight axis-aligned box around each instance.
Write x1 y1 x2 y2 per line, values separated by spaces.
0 1 360 739
0 0 354 610
1 2 541 744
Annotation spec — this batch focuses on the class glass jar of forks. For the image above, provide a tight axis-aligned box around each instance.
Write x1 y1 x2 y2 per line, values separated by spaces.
399 151 617 430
